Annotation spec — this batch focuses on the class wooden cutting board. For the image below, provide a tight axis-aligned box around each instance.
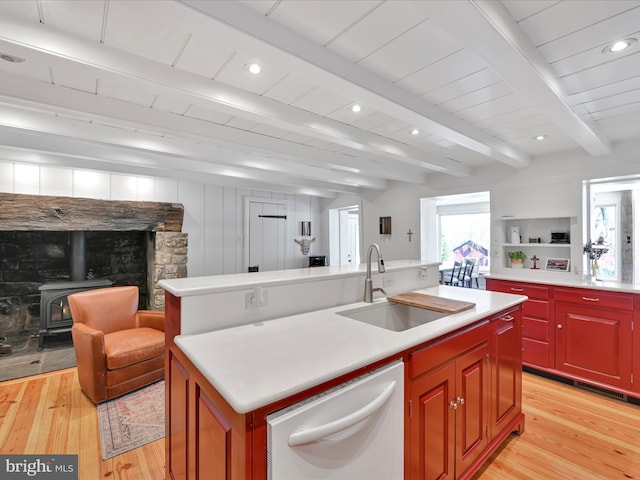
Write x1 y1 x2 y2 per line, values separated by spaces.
387 292 475 313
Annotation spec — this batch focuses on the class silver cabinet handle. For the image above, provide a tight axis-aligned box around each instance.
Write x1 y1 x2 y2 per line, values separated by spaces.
557 324 563 329
501 315 514 322
510 288 524 292
457 397 465 405
450 401 458 410
582 296 600 302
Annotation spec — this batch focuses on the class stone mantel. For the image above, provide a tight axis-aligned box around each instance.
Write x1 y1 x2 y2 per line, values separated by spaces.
0 192 184 232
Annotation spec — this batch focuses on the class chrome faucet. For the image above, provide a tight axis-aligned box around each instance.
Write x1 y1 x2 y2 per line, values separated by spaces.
364 243 386 303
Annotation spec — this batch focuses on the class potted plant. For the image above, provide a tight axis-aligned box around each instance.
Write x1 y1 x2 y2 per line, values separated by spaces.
507 251 526 268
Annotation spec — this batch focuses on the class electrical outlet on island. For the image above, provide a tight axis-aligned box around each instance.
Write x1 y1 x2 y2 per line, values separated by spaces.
245 287 268 309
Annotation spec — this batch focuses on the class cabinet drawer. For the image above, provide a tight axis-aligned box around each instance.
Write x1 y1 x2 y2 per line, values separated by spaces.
410 321 490 378
522 299 549 319
487 280 549 300
554 288 633 311
522 338 551 368
522 316 549 342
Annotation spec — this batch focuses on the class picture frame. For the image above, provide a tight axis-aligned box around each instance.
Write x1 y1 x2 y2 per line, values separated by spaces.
379 216 392 235
545 258 570 272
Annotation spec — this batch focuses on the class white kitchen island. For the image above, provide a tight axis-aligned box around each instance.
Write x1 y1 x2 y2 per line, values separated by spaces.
160 261 527 480
172 285 524 413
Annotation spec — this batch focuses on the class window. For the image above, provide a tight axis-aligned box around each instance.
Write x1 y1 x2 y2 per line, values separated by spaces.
584 176 637 283
591 203 617 280
439 211 490 267
421 192 490 270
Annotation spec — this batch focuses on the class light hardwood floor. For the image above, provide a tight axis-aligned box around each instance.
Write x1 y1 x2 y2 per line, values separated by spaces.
1 368 639 479
474 372 640 480
0 368 164 479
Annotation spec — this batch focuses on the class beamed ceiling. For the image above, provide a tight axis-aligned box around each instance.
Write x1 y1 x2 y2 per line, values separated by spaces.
0 0 638 197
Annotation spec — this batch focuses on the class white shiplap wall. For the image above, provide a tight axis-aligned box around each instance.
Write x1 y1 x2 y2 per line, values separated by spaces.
0 161 324 277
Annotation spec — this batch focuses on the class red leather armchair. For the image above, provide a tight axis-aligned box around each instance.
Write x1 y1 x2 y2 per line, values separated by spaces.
68 286 165 403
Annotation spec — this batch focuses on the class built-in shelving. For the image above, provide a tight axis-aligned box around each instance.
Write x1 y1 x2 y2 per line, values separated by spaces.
495 216 575 271
503 243 570 248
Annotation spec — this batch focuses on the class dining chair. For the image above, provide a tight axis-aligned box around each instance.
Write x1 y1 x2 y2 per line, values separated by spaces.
462 259 477 288
457 260 471 287
445 261 463 286
468 260 480 288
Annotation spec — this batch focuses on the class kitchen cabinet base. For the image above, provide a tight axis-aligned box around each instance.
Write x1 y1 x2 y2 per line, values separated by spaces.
488 279 640 400
457 413 525 480
523 365 640 402
167 306 524 480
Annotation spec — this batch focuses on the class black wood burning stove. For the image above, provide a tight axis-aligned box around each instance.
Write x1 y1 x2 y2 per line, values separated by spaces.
37 232 114 349
38 279 112 350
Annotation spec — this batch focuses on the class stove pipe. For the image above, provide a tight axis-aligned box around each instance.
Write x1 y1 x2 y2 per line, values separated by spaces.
70 231 87 282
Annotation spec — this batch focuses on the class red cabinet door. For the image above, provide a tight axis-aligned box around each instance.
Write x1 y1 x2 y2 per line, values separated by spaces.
168 347 249 480
455 342 490 476
491 309 522 437
195 386 232 480
409 362 456 480
168 351 189 480
408 341 490 480
634 311 640 395
555 302 632 389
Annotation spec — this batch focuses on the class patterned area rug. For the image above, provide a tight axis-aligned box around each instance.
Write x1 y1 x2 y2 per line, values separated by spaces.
97 380 165 460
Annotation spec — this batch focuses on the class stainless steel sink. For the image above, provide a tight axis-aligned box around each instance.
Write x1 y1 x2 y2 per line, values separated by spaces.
336 302 449 332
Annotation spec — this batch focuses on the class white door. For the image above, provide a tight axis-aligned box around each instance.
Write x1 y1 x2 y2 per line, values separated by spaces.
338 206 360 265
248 200 287 272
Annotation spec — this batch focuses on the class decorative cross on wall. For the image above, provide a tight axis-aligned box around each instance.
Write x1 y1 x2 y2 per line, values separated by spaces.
407 229 413 242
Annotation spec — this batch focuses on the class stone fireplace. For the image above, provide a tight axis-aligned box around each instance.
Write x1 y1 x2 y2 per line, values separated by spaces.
0 192 187 350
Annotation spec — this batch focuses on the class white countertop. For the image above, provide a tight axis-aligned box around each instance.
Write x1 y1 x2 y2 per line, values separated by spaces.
486 271 640 294
174 285 526 414
160 260 436 297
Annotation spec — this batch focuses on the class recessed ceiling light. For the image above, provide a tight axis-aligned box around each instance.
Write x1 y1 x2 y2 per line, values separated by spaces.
351 104 361 113
602 38 637 54
246 63 262 74
534 135 546 141
411 129 420 135
0 53 25 63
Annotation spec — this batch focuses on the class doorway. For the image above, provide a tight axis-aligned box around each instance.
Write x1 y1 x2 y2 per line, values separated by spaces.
329 205 360 266
244 197 290 272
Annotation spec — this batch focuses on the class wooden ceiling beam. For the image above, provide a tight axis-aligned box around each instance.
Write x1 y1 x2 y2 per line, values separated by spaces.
0 193 184 232
420 0 612 156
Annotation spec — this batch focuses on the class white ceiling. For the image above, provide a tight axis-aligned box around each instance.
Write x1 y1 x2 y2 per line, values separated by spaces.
0 0 638 198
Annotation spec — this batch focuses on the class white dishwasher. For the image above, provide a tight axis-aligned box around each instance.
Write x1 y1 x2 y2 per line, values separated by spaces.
267 360 404 479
